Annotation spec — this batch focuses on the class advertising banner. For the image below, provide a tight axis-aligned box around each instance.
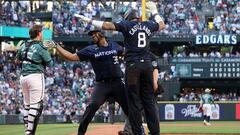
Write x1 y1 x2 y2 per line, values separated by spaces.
159 103 237 121
236 104 240 120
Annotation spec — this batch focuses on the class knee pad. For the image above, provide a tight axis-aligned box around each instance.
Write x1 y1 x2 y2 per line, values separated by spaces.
26 101 43 135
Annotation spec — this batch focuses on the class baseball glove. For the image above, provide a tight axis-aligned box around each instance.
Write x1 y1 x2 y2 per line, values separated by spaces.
42 40 58 48
198 106 203 112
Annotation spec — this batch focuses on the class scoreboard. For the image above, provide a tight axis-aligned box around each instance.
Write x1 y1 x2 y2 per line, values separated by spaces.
170 58 240 79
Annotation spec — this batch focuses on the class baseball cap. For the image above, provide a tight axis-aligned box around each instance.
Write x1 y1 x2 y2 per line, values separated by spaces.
88 30 102 36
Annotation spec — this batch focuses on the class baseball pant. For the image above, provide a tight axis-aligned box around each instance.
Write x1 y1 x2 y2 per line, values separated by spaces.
78 79 128 135
20 73 45 105
126 61 160 135
203 104 212 116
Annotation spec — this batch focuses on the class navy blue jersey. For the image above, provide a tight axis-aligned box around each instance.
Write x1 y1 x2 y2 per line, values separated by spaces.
114 20 159 62
76 42 123 81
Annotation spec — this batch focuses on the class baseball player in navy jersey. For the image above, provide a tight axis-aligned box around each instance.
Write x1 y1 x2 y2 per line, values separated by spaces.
74 1 165 134
119 52 161 135
16 25 53 135
44 30 129 135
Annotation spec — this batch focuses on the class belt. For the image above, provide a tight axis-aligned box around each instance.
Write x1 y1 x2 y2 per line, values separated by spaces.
21 73 42 77
22 74 29 77
97 78 122 83
126 59 151 63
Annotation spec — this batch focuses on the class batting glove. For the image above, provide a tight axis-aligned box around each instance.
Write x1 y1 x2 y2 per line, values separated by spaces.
43 40 58 48
146 1 158 15
74 14 104 29
146 1 164 23
74 14 91 23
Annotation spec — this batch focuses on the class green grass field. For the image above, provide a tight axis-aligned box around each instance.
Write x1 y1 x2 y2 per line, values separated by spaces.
0 121 240 135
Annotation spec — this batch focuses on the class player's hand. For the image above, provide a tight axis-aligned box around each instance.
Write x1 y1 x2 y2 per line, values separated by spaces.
43 40 58 48
146 1 158 15
74 14 91 23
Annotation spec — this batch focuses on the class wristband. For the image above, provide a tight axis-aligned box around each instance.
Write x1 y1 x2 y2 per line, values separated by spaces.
154 14 164 23
92 20 104 29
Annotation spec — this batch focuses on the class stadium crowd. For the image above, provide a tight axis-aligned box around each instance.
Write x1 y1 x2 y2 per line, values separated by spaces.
0 0 50 27
52 0 240 36
1 0 239 35
175 90 240 102
0 52 122 120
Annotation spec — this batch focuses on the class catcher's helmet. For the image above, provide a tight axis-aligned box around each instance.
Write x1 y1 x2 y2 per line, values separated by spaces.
124 9 139 21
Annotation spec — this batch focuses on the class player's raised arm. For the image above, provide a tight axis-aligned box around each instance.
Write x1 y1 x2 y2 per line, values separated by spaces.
146 1 165 30
43 40 80 61
74 14 116 30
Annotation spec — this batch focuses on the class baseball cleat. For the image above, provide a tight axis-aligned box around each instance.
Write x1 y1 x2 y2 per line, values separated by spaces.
203 120 207 125
118 130 129 135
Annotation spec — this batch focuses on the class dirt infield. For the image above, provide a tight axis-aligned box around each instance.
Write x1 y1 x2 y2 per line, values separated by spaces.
69 124 123 135
68 123 239 135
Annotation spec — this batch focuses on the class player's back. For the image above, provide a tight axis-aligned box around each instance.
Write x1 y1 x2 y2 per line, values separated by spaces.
201 94 213 104
16 40 52 76
115 20 159 62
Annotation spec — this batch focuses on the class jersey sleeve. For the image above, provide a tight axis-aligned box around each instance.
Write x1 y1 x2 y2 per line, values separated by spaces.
114 42 124 56
76 47 90 61
200 96 204 103
39 45 53 67
148 21 159 33
114 21 128 33
210 95 214 103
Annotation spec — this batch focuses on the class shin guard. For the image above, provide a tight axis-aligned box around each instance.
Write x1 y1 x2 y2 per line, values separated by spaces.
23 105 30 131
25 101 43 135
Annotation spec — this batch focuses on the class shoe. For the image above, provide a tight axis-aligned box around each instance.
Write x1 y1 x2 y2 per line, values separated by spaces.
203 120 207 125
118 130 129 135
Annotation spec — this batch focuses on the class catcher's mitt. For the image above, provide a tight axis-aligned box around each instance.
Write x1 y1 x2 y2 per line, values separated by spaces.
42 40 58 48
198 106 203 112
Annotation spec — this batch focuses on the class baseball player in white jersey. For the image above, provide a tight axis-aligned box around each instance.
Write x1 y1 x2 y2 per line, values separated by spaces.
200 88 214 126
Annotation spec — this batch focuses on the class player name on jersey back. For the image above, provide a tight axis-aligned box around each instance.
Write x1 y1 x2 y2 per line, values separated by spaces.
129 23 152 36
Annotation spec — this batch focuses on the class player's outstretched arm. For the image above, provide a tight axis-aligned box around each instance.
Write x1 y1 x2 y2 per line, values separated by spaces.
43 40 80 61
146 1 165 30
56 44 80 61
74 14 116 30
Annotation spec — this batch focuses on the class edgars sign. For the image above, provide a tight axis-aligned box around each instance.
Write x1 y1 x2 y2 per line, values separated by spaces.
196 35 237 45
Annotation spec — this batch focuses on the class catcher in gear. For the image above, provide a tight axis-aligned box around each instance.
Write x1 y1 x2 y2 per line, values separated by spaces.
16 25 53 135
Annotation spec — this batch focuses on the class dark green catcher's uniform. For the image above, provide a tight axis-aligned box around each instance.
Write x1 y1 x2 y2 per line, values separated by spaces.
16 40 53 135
